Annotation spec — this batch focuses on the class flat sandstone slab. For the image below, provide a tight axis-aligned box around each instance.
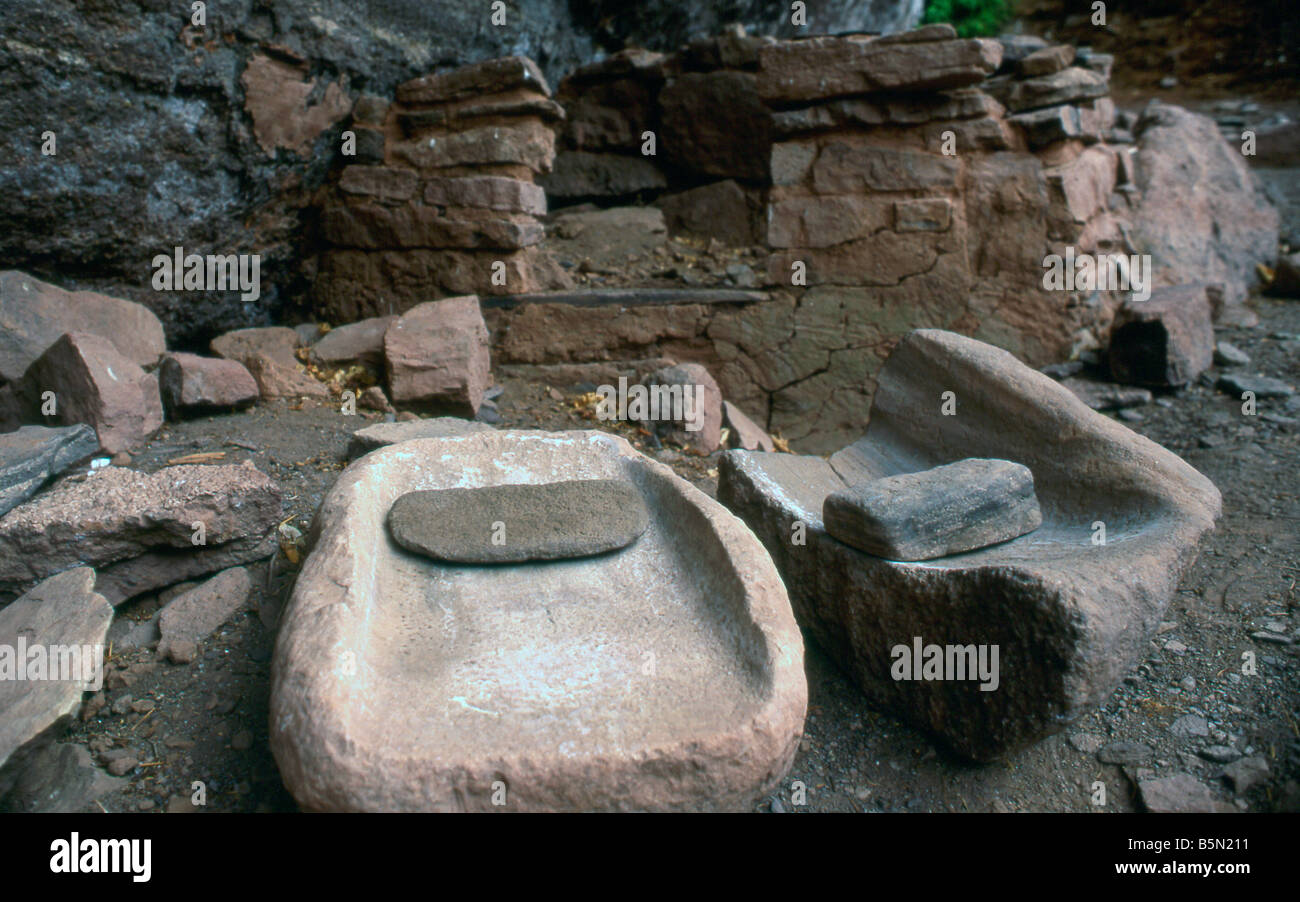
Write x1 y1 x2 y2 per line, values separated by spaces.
825 458 1042 560
0 568 113 768
0 463 281 602
388 479 649 563
272 430 806 811
348 417 493 459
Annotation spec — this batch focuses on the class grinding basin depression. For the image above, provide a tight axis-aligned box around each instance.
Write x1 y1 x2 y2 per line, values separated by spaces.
270 430 807 811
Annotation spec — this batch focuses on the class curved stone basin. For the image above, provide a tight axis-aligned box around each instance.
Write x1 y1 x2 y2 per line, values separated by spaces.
719 329 1221 760
271 429 805 811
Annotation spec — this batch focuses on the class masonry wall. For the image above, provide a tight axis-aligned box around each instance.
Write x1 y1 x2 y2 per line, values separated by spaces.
312 25 1139 452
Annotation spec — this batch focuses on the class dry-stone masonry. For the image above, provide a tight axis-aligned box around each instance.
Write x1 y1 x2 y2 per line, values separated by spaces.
450 24 1249 452
314 58 572 321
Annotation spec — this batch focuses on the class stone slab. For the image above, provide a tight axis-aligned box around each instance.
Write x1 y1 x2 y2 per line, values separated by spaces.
0 424 98 517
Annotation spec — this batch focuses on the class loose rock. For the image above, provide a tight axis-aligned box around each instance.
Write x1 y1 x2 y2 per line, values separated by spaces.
643 363 724 454
309 317 395 370
1107 285 1214 387
159 353 259 414
0 271 166 385
16 332 164 454
0 464 281 603
0 569 113 768
1217 372 1294 399
1138 773 1234 813
0 424 99 517
384 296 491 416
723 401 775 452
157 567 253 661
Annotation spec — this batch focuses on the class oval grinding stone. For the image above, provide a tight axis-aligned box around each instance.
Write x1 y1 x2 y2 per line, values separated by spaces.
387 479 650 563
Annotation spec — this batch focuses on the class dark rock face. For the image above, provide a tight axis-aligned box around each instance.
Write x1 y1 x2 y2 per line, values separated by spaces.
576 1 924 55
0 2 920 348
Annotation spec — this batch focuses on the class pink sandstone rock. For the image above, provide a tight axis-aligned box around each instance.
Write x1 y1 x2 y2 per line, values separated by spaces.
271 429 806 811
384 296 490 415
19 332 163 454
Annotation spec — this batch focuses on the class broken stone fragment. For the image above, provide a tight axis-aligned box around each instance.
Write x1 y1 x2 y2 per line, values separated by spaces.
823 458 1043 561
1221 755 1269 794
1107 284 1214 387
1017 44 1075 77
996 34 1050 71
17 332 163 455
0 568 113 769
157 567 253 662
158 352 259 414
308 317 396 370
210 327 329 400
1217 372 1295 399
642 363 724 454
987 66 1109 114
0 424 99 517
1267 251 1300 297
1009 104 1096 148
0 464 282 603
0 742 126 813
210 326 301 365
357 386 393 414
1138 773 1235 813
1059 378 1153 410
723 401 774 452
388 479 650 564
0 271 166 385
384 296 491 416
272 429 805 811
348 417 493 460
243 354 331 400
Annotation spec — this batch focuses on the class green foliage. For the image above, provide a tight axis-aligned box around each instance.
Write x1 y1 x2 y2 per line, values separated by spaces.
922 0 1014 38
